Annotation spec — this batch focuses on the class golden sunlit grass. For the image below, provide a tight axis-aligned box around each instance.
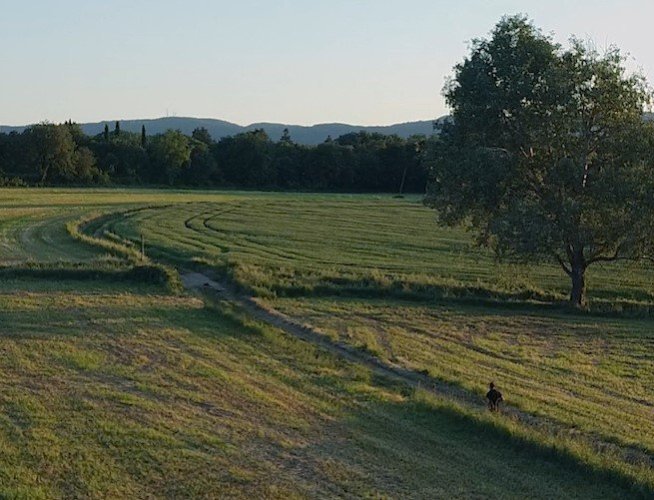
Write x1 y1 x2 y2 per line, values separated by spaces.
0 188 650 496
0 279 635 498
94 195 654 309
270 297 654 452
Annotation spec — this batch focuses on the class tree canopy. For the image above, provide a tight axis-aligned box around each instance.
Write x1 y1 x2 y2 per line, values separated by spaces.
0 124 427 193
425 15 654 306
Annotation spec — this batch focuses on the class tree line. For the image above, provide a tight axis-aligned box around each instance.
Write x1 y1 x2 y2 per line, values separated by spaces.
0 121 427 192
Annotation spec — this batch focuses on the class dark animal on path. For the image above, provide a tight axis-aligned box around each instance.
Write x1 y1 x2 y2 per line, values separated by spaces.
486 382 503 412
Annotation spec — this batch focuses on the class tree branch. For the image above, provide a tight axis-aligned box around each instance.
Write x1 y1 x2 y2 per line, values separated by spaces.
554 253 572 276
587 247 621 265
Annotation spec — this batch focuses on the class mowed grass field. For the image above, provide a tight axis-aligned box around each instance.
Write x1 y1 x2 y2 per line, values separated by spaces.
270 298 654 452
0 278 635 498
0 188 651 497
96 195 654 305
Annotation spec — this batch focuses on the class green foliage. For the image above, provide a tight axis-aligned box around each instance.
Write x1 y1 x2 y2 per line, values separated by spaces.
425 15 654 305
212 129 277 187
146 130 191 185
0 262 179 291
191 127 213 145
185 142 220 186
24 123 75 183
0 125 427 191
279 127 292 145
9 123 103 184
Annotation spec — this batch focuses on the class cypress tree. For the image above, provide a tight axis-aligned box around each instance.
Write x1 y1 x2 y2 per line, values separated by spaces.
103 124 109 142
280 128 292 144
141 125 146 147
114 121 120 136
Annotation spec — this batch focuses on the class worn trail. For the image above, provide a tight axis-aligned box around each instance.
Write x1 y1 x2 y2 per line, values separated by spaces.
180 270 654 472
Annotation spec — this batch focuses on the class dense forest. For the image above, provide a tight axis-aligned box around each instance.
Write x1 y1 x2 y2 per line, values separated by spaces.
0 122 428 192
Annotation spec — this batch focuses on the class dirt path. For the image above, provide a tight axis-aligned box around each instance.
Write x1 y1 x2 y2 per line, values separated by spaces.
181 271 475 398
180 269 654 471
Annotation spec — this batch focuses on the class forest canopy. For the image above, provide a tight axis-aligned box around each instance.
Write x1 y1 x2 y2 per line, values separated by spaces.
0 122 427 193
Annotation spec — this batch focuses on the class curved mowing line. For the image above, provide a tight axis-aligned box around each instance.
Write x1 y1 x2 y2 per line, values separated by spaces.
201 213 451 271
93 204 234 261
75 204 651 492
195 200 462 268
184 206 238 254
141 211 229 255
201 216 329 264
16 212 104 263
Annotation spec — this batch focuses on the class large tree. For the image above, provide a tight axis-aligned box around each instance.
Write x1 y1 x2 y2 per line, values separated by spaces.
425 15 654 306
23 123 76 183
146 130 191 185
21 123 103 184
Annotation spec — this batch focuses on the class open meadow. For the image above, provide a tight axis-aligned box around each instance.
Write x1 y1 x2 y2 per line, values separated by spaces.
93 194 654 306
0 188 651 497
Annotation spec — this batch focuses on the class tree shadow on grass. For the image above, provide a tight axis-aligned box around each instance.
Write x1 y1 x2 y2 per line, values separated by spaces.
293 395 652 499
276 278 654 319
120 298 650 498
0 284 647 498
181 298 654 498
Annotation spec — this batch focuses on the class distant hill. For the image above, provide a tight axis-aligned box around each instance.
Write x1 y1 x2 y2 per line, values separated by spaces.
0 117 441 145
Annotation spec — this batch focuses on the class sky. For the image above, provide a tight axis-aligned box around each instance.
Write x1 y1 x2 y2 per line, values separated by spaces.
1 0 653 126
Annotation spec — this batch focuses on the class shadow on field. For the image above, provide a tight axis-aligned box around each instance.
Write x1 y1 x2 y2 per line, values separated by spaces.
184 294 653 498
160 299 266 340
271 278 654 319
0 263 178 290
298 395 651 499
272 279 560 304
0 277 648 497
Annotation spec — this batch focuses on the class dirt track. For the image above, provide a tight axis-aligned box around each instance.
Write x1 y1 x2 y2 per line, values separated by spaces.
181 271 475 399
180 269 654 470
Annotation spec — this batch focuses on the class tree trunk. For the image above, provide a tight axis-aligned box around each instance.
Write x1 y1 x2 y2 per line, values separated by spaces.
398 165 408 195
570 260 586 307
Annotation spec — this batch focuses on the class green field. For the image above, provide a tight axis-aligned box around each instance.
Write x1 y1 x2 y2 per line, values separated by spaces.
92 195 654 305
0 188 651 497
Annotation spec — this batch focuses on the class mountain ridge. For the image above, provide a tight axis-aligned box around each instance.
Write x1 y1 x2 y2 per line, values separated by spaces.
0 116 441 145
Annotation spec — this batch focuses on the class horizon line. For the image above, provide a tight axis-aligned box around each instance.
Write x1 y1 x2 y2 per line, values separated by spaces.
0 114 444 130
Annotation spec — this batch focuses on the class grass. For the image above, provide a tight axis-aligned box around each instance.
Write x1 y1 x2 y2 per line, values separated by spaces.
85 190 654 493
0 278 637 498
92 195 654 308
0 188 247 265
269 298 654 454
0 188 650 496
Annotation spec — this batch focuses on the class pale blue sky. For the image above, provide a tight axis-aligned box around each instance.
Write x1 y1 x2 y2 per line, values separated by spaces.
1 1 652 126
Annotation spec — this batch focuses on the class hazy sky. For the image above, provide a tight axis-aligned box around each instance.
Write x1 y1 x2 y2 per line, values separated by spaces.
1 1 653 126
